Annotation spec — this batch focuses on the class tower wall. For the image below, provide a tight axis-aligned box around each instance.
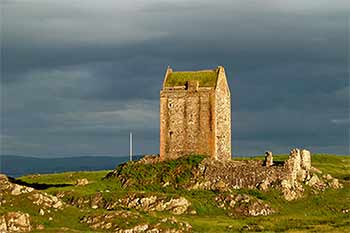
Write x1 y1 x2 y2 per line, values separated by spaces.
160 88 215 160
160 66 231 161
214 67 231 160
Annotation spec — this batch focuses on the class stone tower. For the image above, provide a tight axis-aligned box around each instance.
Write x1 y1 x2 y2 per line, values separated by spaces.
160 66 231 161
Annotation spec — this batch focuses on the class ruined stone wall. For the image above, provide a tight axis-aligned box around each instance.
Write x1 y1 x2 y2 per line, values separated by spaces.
213 68 231 160
192 149 313 191
194 159 287 190
160 88 215 160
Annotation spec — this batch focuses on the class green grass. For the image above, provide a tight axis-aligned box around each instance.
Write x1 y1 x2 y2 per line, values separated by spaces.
311 154 350 180
165 71 218 87
113 154 206 192
8 154 350 232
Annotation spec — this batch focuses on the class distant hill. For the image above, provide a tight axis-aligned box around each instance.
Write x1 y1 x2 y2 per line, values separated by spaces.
0 155 142 177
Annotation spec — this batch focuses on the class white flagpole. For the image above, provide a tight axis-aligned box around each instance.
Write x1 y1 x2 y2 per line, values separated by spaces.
129 131 133 161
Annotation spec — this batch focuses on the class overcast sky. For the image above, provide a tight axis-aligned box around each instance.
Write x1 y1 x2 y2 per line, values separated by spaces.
1 0 349 157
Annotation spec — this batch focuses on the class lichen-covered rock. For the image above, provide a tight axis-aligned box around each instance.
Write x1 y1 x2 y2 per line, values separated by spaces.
159 197 191 215
90 192 104 209
28 192 64 209
120 195 191 215
0 212 32 232
280 179 304 201
0 174 34 196
116 224 149 233
215 193 275 216
10 184 34 196
80 212 192 232
75 178 89 186
306 174 321 187
0 216 7 232
328 178 343 189
68 193 191 215
0 174 12 192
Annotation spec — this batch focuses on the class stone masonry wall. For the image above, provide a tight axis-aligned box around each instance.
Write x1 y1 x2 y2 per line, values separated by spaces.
160 66 231 161
214 68 231 160
191 148 312 191
160 88 215 160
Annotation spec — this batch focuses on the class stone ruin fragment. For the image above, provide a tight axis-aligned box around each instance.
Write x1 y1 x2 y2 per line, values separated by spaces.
264 151 273 167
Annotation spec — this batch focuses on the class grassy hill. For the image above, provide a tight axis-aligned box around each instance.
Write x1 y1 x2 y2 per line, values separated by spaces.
1 154 349 232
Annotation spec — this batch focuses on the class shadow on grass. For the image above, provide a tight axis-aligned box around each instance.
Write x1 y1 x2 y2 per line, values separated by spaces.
9 177 72 190
272 161 285 166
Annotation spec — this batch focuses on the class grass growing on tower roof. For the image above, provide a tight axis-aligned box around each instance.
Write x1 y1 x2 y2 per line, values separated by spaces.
165 70 218 87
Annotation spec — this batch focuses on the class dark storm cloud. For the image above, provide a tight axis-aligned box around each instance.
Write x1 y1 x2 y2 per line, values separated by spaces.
1 0 349 157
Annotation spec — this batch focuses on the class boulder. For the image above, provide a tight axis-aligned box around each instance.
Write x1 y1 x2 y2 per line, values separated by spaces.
0 174 34 196
0 212 32 232
29 192 64 209
329 178 343 189
75 178 89 186
306 174 320 187
215 193 275 216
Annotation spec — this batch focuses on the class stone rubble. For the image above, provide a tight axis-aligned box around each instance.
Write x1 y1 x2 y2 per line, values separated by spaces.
184 148 343 201
0 212 32 233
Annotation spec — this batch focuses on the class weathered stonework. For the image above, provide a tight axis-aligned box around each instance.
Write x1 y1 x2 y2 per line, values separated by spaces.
264 151 273 167
160 66 231 161
285 148 302 185
300 149 311 170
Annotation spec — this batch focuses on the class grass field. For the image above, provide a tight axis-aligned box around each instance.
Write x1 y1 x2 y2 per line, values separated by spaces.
7 154 350 232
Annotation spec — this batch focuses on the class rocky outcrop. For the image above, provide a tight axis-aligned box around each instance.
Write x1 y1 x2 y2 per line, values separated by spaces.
66 192 191 215
0 174 64 210
304 173 343 192
28 192 64 210
75 178 89 186
215 194 275 216
0 212 32 232
0 173 65 229
114 195 191 215
116 195 191 215
80 211 192 233
0 174 34 196
280 179 304 201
